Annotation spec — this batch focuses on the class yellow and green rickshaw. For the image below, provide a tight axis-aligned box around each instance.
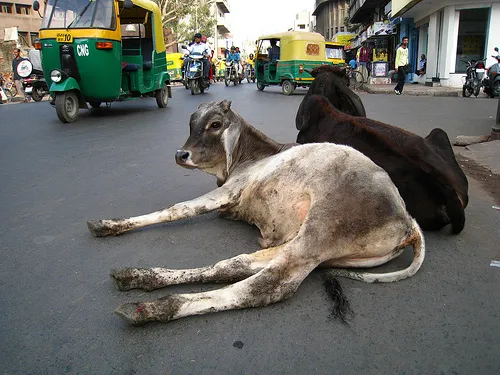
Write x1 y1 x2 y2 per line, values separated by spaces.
255 31 332 95
325 41 346 66
166 52 184 82
33 0 171 123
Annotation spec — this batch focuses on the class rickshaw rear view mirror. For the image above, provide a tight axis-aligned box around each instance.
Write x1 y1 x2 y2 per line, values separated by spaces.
33 1 39 11
124 0 133 9
495 47 499 52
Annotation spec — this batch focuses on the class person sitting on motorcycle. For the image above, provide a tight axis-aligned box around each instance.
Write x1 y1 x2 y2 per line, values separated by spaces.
184 33 211 81
226 46 241 77
247 53 255 67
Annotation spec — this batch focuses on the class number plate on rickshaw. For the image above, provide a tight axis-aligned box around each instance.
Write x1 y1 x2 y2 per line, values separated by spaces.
56 33 73 43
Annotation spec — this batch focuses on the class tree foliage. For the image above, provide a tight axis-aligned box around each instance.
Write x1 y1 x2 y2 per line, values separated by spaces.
154 0 216 46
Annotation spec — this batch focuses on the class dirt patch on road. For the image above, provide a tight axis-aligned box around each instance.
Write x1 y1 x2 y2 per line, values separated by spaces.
456 153 500 205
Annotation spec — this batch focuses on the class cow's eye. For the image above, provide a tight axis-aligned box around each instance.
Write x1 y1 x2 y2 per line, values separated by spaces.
209 121 222 130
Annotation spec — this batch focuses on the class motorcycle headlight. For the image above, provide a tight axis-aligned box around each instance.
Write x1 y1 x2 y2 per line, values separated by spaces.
50 70 62 83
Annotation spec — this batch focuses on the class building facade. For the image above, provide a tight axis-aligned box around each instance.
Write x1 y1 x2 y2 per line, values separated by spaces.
212 0 230 57
293 9 314 32
0 0 44 46
392 0 500 87
313 0 350 41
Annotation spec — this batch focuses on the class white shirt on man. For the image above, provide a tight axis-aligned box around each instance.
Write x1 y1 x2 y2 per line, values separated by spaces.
188 42 211 56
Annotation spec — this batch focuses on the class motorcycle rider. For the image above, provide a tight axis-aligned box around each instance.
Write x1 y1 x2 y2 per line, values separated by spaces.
183 33 211 83
226 46 241 78
246 53 255 80
247 53 255 68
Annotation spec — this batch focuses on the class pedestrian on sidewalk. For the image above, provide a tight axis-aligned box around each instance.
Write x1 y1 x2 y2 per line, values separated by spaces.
394 37 409 95
12 48 28 103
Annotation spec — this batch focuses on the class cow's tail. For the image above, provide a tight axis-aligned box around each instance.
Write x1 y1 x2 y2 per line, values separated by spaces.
328 218 425 283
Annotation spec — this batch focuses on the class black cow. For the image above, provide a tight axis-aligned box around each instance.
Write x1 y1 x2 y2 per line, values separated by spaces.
298 65 367 119
296 94 468 233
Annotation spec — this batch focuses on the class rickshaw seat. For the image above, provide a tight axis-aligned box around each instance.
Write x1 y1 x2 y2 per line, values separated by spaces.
122 63 140 72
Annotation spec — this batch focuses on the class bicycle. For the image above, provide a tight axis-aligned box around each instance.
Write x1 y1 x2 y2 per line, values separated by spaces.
2 75 17 97
0 76 14 103
346 66 364 90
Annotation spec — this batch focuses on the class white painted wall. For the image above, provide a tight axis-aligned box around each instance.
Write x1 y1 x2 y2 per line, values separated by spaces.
425 12 439 84
485 3 500 68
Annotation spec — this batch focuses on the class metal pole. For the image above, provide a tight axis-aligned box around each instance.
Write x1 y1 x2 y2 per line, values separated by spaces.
493 95 500 140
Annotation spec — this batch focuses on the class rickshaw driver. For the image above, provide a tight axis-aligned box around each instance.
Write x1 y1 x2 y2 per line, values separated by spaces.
183 33 211 81
264 40 280 79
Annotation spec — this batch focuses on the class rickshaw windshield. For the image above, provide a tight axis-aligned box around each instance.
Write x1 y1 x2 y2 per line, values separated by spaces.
41 0 116 29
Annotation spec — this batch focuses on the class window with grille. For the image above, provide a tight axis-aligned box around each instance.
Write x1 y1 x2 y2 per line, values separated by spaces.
0 3 13 13
16 4 30 14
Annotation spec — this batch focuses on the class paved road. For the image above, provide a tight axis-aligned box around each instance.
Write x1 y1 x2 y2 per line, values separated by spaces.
1 84 499 375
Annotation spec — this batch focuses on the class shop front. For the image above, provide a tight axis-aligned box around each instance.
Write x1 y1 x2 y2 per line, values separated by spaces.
393 0 500 88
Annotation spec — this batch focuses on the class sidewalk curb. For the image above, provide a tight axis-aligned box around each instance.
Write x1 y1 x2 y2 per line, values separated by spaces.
361 85 461 97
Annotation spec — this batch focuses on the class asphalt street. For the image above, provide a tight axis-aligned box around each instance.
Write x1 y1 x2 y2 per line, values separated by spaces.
1 83 499 375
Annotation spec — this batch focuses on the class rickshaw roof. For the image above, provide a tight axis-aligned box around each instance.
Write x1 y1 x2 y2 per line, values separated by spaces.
129 0 161 14
326 41 344 47
258 31 326 43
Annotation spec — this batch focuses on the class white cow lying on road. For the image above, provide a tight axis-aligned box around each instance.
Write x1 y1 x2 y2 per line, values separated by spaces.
87 100 425 325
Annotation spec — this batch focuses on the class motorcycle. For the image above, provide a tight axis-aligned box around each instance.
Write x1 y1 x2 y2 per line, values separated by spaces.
462 58 485 97
22 72 49 102
183 48 210 95
224 60 241 86
245 64 255 83
483 47 500 98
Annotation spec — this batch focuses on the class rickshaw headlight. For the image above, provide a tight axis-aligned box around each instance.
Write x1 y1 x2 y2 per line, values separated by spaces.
50 70 62 83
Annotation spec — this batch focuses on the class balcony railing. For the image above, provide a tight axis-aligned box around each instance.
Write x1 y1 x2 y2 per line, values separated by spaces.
349 0 388 23
216 0 230 13
313 0 330 16
217 18 230 35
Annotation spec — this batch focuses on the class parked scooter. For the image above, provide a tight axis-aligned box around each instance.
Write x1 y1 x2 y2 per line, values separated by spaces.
224 60 240 86
182 47 211 95
483 47 500 98
462 58 485 97
18 50 49 102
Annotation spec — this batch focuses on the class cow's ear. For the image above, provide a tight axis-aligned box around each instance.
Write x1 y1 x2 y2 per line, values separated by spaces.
222 123 241 173
219 100 232 112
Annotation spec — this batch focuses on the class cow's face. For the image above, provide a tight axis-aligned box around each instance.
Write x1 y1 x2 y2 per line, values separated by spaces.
176 100 240 184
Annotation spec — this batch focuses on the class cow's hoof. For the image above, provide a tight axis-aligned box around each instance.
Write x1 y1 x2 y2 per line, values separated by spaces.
115 303 149 326
110 268 140 291
87 220 114 237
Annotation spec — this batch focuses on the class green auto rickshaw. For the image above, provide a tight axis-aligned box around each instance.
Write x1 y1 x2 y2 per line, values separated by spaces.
33 0 171 123
255 31 332 95
325 42 346 67
166 52 184 82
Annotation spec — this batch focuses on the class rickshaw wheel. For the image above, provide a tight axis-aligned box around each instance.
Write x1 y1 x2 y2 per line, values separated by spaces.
89 101 101 108
55 91 79 123
256 81 265 91
156 83 169 108
282 80 295 96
